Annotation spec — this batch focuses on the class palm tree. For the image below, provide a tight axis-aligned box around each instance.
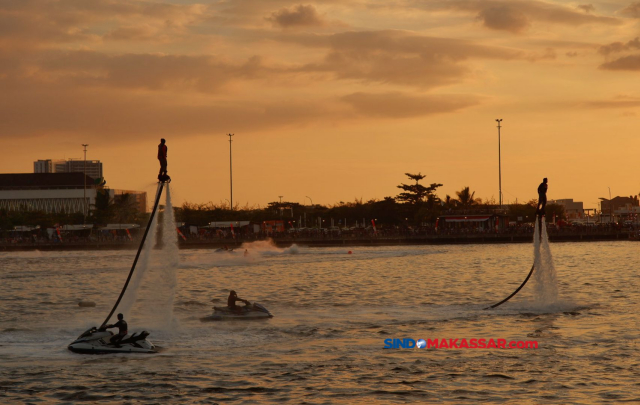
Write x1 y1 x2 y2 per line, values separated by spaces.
455 187 481 208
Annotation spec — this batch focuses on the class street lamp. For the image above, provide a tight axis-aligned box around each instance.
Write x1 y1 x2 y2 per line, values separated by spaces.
82 144 88 224
228 133 234 210
496 119 503 207
608 187 612 224
305 196 313 206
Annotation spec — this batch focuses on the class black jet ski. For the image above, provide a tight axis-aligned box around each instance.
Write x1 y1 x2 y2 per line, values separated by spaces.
200 301 273 321
68 327 157 354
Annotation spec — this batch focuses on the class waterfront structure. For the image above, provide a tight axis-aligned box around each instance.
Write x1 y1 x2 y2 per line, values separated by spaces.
0 173 146 214
599 195 639 212
34 159 103 179
598 196 639 223
436 214 509 232
549 199 584 220
597 195 640 224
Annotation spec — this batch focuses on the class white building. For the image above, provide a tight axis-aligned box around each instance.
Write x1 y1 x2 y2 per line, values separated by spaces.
0 173 147 214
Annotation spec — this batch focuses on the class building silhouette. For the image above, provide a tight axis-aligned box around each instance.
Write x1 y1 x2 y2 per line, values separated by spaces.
0 173 146 214
34 159 103 180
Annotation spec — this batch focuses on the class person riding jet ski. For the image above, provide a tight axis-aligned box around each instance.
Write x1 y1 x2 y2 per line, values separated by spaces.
200 291 273 321
102 313 128 347
228 290 249 312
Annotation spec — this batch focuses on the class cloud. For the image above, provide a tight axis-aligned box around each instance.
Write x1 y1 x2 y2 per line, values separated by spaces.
577 4 595 14
0 0 209 47
477 6 530 33
1 49 273 93
341 92 481 118
619 2 640 18
0 78 336 140
411 0 621 33
293 30 522 87
0 77 479 141
583 96 640 108
599 54 640 70
598 37 640 55
0 28 525 96
267 4 326 28
103 26 158 42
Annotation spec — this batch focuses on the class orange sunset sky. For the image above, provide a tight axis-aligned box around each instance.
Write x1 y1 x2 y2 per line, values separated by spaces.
3 0 640 210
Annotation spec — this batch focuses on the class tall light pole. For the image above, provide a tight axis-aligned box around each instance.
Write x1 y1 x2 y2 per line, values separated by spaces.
228 134 234 210
82 144 88 224
608 187 612 223
496 119 503 207
305 196 313 206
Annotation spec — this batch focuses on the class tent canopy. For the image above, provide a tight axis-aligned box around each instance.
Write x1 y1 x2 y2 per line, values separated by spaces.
99 224 141 230
206 221 250 228
441 216 491 223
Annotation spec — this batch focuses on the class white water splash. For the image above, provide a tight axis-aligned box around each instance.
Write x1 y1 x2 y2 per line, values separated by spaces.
533 217 558 305
158 184 179 327
240 238 300 255
118 184 162 319
139 183 179 330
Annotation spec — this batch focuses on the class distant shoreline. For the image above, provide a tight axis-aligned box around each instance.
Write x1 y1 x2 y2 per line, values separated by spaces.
0 232 633 251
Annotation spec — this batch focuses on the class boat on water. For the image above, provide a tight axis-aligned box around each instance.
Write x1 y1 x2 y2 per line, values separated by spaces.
200 301 273 321
68 176 170 354
68 327 157 354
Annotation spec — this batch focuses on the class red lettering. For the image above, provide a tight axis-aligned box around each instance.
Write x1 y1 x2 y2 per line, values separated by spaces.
427 339 439 349
439 338 449 348
478 339 486 348
459 339 469 348
497 339 506 348
448 339 459 348
487 339 497 348
469 338 478 348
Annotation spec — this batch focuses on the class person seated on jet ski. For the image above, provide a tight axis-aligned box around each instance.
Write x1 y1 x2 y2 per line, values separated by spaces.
104 313 128 346
228 290 250 312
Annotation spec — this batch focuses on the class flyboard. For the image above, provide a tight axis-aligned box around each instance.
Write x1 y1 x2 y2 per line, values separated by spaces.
68 174 171 354
484 214 541 310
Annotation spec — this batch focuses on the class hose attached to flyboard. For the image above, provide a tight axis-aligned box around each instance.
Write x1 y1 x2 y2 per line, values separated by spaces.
484 215 542 310
483 263 535 310
100 182 165 328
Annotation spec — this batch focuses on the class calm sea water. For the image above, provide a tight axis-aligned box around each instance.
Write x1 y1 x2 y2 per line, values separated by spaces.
0 241 638 404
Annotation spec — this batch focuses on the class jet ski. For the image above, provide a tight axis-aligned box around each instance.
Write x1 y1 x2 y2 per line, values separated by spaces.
68 326 158 354
200 302 273 321
68 179 168 355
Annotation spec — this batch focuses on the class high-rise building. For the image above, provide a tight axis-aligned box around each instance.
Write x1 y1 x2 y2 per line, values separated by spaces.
34 159 65 174
34 159 103 180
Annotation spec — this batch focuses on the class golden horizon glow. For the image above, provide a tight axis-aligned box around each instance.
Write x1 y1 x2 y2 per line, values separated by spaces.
3 0 640 209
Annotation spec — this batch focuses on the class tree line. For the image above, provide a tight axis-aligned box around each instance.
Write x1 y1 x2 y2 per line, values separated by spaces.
0 173 563 230
175 173 563 227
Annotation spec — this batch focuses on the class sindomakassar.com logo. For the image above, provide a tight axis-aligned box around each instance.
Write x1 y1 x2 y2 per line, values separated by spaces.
384 338 538 349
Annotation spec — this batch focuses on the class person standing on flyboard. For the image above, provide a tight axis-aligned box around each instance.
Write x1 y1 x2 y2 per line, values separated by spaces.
536 178 548 217
158 138 169 181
